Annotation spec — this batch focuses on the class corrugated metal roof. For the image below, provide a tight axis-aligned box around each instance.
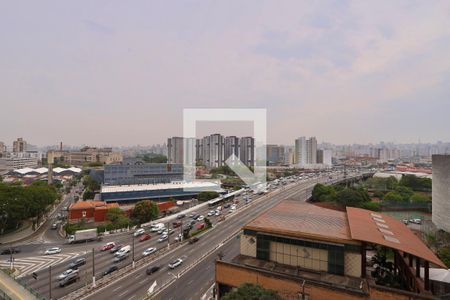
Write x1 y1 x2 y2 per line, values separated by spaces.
346 207 446 268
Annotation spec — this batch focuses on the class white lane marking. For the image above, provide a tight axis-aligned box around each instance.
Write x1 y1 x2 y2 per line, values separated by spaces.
112 285 122 292
118 289 129 297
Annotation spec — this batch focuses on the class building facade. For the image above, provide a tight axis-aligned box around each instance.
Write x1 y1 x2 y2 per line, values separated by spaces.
432 155 450 232
103 160 183 185
13 137 27 153
48 147 122 166
239 137 255 167
266 145 285 166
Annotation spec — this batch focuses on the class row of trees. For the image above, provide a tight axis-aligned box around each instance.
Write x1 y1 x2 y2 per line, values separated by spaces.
365 175 431 193
311 184 376 210
138 153 168 163
0 181 60 234
365 176 431 203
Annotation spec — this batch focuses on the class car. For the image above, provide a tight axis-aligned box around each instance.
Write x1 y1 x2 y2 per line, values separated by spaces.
62 206 68 211
1 248 20 255
190 220 196 226
158 234 168 243
197 215 205 222
146 265 160 275
192 214 200 220
68 257 86 269
114 252 129 263
139 233 151 242
188 237 199 244
58 269 78 280
207 210 215 216
157 227 167 234
115 245 131 257
168 258 183 269
101 242 116 251
142 247 157 256
59 272 79 287
51 223 58 230
110 244 123 253
223 203 231 209
188 212 196 218
174 234 183 242
134 228 145 237
215 211 221 216
103 266 118 276
402 219 409 225
163 229 174 235
172 221 182 228
45 247 62 255
176 214 186 219
230 204 237 210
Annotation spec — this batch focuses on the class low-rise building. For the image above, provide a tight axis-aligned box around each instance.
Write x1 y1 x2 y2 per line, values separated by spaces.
68 201 119 224
216 200 446 299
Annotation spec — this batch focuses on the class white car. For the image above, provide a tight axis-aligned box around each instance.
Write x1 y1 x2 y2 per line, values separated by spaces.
45 247 62 255
142 247 157 256
134 228 145 237
58 269 78 280
230 204 237 210
158 234 168 243
215 211 221 216
174 234 183 242
207 210 215 216
197 215 205 222
157 228 167 235
168 258 183 269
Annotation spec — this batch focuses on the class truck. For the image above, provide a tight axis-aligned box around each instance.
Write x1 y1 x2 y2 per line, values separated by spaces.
68 229 100 244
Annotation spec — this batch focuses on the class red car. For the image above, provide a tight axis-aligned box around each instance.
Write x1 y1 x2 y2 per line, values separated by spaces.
196 223 205 230
100 242 115 251
139 233 151 242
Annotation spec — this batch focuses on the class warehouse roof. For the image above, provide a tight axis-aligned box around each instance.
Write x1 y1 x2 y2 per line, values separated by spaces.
101 181 221 193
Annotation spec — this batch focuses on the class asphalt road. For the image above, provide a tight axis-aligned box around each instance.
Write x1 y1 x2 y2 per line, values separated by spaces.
17 172 360 300
81 177 325 300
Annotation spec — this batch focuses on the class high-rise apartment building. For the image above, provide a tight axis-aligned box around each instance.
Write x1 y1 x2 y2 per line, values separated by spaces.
13 137 27 153
167 137 184 164
266 145 285 166
317 149 332 167
224 136 239 162
295 137 318 167
208 134 224 168
239 137 254 167
0 142 6 156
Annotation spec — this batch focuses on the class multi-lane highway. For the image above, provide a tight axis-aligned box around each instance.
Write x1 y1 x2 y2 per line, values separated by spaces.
13 171 362 300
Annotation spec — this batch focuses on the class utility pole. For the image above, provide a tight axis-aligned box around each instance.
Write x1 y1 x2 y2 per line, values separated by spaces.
167 221 170 249
92 248 96 287
132 235 135 269
49 265 52 300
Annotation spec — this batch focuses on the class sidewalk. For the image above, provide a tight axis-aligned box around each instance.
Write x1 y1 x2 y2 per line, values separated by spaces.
0 270 39 300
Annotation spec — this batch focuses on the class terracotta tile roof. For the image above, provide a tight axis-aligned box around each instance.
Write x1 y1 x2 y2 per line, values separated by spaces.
244 200 355 244
69 200 108 210
346 207 446 268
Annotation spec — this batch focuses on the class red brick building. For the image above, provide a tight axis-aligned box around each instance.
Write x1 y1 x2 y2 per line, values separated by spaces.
68 201 119 224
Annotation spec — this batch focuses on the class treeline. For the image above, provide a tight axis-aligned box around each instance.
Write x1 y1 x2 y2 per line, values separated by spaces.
138 153 168 163
311 184 377 210
365 175 431 203
0 181 60 234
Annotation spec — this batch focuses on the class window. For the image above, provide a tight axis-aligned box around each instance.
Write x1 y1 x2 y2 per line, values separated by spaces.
82 210 86 217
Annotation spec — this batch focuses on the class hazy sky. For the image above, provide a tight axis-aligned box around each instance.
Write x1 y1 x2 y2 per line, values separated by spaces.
1 1 450 147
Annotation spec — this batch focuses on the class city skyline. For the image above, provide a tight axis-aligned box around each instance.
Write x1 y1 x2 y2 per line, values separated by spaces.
1 1 450 145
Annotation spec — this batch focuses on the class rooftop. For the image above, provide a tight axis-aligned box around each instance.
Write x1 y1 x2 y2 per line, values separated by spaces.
244 200 355 244
69 200 118 210
101 181 221 193
346 207 446 268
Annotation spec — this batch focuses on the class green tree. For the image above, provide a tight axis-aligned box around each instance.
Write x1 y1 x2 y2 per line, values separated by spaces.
83 189 95 200
221 283 281 300
399 175 431 191
197 191 219 202
438 247 450 268
132 200 159 224
410 193 429 202
311 184 336 202
394 186 414 202
335 188 368 207
384 191 403 202
210 166 236 176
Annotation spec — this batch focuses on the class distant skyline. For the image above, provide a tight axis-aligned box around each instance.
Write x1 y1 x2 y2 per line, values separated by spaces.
1 1 450 146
